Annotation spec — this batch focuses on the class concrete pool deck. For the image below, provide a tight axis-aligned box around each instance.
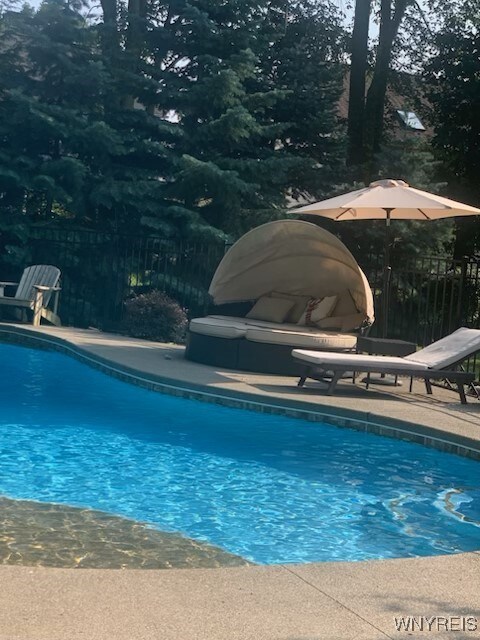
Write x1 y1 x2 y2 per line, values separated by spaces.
0 323 479 640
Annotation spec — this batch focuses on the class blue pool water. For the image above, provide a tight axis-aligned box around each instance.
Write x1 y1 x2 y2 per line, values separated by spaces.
0 342 479 564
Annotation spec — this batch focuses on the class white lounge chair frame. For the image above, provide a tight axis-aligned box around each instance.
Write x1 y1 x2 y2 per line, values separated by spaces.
293 327 480 404
0 265 61 327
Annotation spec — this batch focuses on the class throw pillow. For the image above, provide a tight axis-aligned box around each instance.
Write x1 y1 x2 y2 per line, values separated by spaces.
246 296 295 323
268 292 310 323
297 295 338 326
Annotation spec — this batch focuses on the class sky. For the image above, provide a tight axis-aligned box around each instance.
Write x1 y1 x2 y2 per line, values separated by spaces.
21 0 411 41
25 0 357 26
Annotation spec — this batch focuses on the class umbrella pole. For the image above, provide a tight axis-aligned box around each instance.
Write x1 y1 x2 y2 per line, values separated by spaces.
382 209 392 338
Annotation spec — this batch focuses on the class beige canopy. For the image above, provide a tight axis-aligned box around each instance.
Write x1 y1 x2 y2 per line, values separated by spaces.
209 220 374 323
294 179 480 220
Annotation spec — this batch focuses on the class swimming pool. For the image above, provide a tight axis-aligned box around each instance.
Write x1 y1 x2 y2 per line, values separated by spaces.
0 342 479 565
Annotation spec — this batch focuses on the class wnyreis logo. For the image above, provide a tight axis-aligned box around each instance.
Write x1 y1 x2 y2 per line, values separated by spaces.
394 616 478 633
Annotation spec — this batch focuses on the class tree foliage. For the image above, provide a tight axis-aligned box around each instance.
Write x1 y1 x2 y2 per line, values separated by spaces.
423 3 480 256
0 0 346 243
255 0 346 201
1 0 478 265
149 0 346 236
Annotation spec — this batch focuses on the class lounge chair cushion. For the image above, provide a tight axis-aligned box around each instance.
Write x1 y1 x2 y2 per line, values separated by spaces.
246 328 357 350
293 327 480 372
404 327 480 369
292 350 429 371
246 296 294 323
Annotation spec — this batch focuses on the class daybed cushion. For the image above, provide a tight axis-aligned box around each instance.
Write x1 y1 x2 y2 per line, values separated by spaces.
189 317 247 339
246 327 357 350
190 316 358 350
207 315 323 332
191 316 305 338
246 296 294 323
207 315 352 335
292 350 429 371
209 314 366 334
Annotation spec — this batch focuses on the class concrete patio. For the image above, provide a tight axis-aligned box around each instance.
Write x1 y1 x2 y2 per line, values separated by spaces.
0 323 479 640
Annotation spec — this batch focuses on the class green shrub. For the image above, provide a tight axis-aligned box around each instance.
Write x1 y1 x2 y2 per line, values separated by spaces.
123 290 188 343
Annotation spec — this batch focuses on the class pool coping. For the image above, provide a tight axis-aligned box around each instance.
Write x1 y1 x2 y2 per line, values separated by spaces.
1 323 479 461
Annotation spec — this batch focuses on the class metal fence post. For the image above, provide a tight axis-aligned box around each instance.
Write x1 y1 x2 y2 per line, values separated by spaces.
455 256 468 329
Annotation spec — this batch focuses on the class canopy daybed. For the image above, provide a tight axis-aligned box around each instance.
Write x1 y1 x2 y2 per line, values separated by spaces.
185 220 375 375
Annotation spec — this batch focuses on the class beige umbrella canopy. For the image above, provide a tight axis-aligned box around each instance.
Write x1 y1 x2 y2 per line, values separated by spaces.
293 179 480 336
295 179 480 220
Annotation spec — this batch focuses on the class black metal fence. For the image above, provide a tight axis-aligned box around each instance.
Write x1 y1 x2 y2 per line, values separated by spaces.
25 227 225 329
362 254 480 376
2 227 480 375
363 254 480 343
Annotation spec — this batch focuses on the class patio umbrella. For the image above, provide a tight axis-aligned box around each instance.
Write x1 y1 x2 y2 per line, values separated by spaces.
293 179 480 337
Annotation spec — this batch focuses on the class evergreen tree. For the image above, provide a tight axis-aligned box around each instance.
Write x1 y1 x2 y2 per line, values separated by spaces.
255 0 346 202
1 0 346 242
148 0 346 237
151 0 299 237
0 0 189 237
423 5 480 257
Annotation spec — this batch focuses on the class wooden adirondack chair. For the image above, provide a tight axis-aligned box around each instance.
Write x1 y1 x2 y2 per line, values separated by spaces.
0 265 61 327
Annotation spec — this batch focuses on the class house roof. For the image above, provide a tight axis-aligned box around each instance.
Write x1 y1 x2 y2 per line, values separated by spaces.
338 69 433 138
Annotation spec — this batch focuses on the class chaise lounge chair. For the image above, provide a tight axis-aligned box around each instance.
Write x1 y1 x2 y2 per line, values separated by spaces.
0 265 61 327
292 327 480 404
